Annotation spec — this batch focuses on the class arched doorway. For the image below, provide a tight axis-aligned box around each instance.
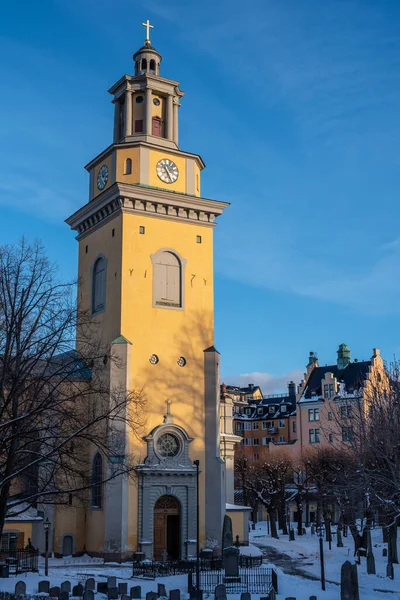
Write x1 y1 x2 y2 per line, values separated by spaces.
153 495 180 560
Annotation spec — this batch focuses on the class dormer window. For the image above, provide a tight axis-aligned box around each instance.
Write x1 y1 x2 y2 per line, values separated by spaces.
281 405 287 412
323 383 335 399
269 406 275 414
257 408 263 415
246 408 251 416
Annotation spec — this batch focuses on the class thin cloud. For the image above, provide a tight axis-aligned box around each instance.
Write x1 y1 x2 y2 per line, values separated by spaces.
223 369 304 396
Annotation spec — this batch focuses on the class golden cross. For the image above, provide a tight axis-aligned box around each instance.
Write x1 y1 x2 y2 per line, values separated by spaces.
142 19 154 45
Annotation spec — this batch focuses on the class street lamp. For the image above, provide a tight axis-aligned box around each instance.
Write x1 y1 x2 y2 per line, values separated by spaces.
193 460 200 598
43 517 51 577
318 522 325 591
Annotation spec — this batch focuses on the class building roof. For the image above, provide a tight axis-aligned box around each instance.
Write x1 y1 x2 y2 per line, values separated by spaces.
301 360 371 400
225 384 262 395
235 396 296 420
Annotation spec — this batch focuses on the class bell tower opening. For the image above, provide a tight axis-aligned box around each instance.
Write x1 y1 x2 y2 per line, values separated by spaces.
153 495 180 560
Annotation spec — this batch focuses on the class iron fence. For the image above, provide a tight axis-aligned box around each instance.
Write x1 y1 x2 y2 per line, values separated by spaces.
192 567 278 594
132 554 263 578
0 549 39 574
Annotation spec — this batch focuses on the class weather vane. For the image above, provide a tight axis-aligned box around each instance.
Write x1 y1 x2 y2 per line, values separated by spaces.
142 19 154 46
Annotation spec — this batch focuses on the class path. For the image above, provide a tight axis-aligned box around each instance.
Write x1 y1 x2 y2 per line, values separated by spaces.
261 545 338 585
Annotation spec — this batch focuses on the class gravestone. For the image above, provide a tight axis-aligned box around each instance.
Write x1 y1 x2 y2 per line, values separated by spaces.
15 581 26 596
108 577 117 589
268 589 276 600
122 595 130 600
383 548 388 557
146 593 157 600
62 581 72 593
85 578 95 591
285 597 296 600
60 591 70 600
72 584 84 597
108 588 118 600
214 583 227 599
170 590 180 600
310 596 317 600
50 587 61 598
240 593 251 600
311 525 315 535
83 591 94 600
366 530 376 575
289 530 295 541
223 546 240 578
157 583 167 597
119 583 128 595
340 561 359 600
39 581 50 593
222 515 233 551
387 562 394 580
131 586 141 599
98 582 108 594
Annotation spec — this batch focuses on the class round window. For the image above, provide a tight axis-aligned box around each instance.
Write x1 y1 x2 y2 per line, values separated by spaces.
153 98 161 106
136 96 144 104
157 433 180 458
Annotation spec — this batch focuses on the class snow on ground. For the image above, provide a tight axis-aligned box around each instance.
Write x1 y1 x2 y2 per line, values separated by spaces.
251 521 400 598
0 525 399 599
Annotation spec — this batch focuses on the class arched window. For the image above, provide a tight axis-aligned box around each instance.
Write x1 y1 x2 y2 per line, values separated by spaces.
141 58 147 72
91 453 103 508
149 59 156 74
92 256 106 314
153 251 182 307
125 158 132 175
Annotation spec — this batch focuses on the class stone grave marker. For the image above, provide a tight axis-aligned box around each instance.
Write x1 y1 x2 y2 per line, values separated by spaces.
214 583 227 599
310 596 317 600
269 590 277 600
122 595 130 600
15 581 26 596
108 588 118 600
157 583 167 597
59 591 70 600
83 591 94 600
222 515 233 551
119 583 128 595
240 593 251 600
62 581 72 593
146 593 157 600
85 578 95 591
340 561 359 600
39 581 50 594
50 587 61 598
98 582 108 594
383 548 388 557
108 577 117 589
223 546 240 578
131 586 141 599
72 583 84 597
170 590 180 600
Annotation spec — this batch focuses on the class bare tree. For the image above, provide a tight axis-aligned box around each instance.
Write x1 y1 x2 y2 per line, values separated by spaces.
239 455 291 539
0 239 147 539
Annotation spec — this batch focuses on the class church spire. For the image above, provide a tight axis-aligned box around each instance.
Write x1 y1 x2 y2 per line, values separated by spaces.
133 19 162 77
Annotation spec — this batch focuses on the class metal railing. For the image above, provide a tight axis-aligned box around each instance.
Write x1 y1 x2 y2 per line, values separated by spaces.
0 549 39 574
191 566 278 593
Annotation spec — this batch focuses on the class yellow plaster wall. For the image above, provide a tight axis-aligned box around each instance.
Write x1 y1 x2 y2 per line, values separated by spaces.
151 94 164 119
120 212 215 543
3 522 32 542
227 510 248 544
148 149 187 194
92 153 114 200
77 215 123 347
115 147 140 184
132 94 145 124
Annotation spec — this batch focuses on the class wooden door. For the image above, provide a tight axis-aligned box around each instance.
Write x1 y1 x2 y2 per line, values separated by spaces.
153 514 166 560
152 117 162 136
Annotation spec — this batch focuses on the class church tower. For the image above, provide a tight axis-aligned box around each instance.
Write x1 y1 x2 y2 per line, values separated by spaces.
66 22 228 560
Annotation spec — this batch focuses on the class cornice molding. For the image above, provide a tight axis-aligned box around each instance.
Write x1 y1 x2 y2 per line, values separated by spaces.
65 182 229 238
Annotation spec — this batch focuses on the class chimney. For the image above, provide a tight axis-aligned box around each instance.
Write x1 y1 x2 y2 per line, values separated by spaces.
307 351 318 368
337 343 351 370
288 381 296 397
248 383 254 391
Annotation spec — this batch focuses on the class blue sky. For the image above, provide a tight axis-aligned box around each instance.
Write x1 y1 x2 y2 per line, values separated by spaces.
2 0 400 392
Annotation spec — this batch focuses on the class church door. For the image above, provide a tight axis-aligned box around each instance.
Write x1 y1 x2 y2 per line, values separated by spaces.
62 535 73 556
153 496 180 560
152 116 162 137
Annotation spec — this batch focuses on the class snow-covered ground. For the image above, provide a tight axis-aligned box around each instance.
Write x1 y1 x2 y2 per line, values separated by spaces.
250 521 400 598
0 525 398 599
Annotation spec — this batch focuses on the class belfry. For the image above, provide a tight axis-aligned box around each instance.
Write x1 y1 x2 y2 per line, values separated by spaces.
59 23 243 560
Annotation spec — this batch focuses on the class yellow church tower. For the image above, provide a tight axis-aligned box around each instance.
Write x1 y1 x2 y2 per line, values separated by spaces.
66 22 229 560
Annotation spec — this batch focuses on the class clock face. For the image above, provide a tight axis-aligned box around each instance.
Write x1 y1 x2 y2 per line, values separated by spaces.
156 159 179 184
97 165 109 190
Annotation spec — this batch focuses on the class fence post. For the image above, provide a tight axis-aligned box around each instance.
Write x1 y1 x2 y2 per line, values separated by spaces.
272 568 278 593
188 571 193 591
